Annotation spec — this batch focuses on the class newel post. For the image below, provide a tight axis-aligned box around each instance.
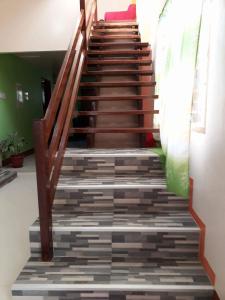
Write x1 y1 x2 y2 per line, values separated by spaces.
80 0 87 51
33 119 53 261
94 0 98 22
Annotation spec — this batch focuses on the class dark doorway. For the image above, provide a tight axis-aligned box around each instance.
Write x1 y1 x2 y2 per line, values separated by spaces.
41 78 52 114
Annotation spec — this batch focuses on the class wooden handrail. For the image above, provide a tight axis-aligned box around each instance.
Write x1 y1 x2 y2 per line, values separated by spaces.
44 11 85 141
33 0 97 261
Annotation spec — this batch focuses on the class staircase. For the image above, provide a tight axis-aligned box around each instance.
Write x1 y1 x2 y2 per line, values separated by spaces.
73 20 158 148
12 17 214 300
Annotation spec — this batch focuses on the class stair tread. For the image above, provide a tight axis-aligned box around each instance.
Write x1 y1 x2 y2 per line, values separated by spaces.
80 81 156 87
0 169 17 188
77 110 159 116
95 21 138 26
89 42 149 48
87 59 152 65
93 28 140 33
83 69 153 76
31 211 198 232
70 128 160 134
12 258 212 292
91 34 141 39
88 49 150 56
57 175 166 190
64 148 159 158
78 95 158 101
90 41 148 45
94 24 138 28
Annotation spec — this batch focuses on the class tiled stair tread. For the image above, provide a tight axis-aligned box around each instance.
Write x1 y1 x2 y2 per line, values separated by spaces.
57 175 167 189
65 148 159 158
0 169 17 188
31 212 199 232
12 258 212 291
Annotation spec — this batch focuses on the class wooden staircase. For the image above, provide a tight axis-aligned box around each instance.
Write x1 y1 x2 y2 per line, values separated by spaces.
12 2 214 299
72 20 158 148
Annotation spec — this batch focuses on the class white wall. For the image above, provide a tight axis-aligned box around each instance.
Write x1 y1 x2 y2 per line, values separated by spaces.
97 0 131 20
0 0 80 53
136 0 166 54
0 0 136 53
189 0 225 298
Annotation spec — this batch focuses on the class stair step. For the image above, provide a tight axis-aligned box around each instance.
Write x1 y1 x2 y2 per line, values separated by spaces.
77 95 158 101
64 148 160 158
57 175 166 191
12 258 213 299
80 81 156 88
88 49 150 56
90 34 141 40
31 212 199 233
93 28 140 34
62 148 163 177
30 211 199 259
83 69 153 76
0 169 17 188
87 59 152 65
94 22 139 29
89 42 149 48
54 190 189 215
70 127 159 134
77 110 159 116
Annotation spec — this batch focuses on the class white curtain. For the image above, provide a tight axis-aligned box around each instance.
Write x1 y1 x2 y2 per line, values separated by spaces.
155 0 203 196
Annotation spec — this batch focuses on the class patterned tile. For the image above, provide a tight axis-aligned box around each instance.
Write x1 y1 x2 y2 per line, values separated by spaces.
31 212 198 230
12 258 212 290
54 189 189 214
0 168 17 188
29 212 199 260
12 291 214 300
62 150 163 177
57 175 167 190
12 148 213 299
64 148 159 157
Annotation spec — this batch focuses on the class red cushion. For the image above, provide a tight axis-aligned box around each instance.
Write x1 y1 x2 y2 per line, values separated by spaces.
127 4 136 18
105 4 136 21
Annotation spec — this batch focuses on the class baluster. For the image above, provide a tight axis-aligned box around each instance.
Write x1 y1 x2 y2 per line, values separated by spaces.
80 0 87 51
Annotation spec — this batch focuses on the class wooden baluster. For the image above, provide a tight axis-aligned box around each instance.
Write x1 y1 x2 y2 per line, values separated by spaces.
80 0 87 52
33 119 53 261
94 0 98 22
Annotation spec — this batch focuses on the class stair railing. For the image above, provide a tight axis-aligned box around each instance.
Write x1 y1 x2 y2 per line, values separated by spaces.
33 0 97 261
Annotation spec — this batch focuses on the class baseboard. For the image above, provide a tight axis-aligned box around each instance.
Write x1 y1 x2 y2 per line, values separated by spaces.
189 177 216 286
2 148 34 166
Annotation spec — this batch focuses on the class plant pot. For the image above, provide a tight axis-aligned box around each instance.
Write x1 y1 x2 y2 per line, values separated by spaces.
10 154 24 168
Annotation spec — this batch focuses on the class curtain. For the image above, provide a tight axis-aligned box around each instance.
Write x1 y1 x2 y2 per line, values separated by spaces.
155 0 203 197
192 0 213 132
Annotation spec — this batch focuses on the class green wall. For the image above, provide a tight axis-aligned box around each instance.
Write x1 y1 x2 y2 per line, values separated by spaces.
0 54 48 154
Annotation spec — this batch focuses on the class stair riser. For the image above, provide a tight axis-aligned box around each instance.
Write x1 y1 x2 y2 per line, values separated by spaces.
61 156 163 176
12 290 214 299
54 189 189 213
30 230 199 261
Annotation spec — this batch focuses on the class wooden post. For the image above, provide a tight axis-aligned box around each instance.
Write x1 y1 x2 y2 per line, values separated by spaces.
94 0 98 22
33 119 53 261
80 0 87 51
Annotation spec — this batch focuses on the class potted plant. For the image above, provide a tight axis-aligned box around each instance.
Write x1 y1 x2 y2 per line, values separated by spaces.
4 133 25 168
0 138 8 168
